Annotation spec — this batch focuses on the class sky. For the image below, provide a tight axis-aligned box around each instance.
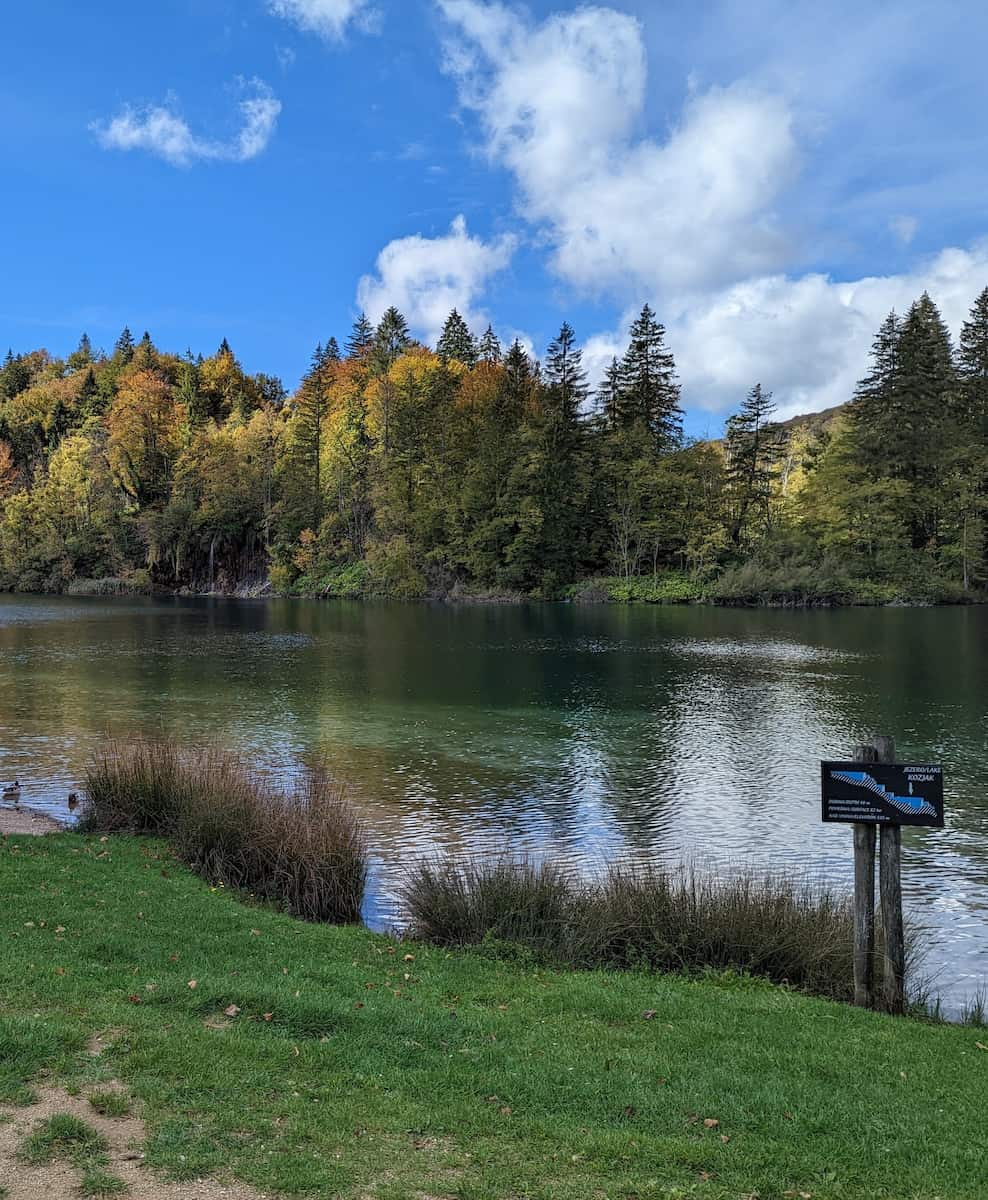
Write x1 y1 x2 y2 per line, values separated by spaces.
4 0 988 435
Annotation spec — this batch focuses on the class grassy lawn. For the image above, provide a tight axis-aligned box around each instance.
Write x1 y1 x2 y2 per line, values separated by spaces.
1 834 985 1199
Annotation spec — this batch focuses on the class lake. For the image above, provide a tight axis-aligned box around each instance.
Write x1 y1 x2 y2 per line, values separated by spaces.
1 594 985 1009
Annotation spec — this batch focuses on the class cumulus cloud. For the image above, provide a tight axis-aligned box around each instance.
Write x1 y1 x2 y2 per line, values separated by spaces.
438 0 798 298
268 0 375 41
357 215 516 345
92 80 280 168
581 242 988 420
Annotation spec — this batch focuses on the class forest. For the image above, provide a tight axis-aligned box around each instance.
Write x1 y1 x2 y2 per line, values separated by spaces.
2 288 987 604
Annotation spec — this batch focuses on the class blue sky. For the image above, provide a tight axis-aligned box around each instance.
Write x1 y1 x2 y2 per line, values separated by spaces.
4 0 988 433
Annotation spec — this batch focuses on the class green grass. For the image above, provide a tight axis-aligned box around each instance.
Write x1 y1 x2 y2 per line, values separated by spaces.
88 1089 132 1118
18 1112 107 1166
1 834 986 1198
79 1168 129 1197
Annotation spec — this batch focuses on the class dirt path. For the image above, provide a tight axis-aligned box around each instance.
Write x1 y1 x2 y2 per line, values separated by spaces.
0 807 64 836
0 1084 271 1199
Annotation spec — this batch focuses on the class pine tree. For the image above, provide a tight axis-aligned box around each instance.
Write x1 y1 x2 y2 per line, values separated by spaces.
374 307 411 370
534 323 590 590
325 336 341 364
218 338 233 358
136 330 156 369
436 309 478 366
67 333 93 371
77 367 103 421
543 322 587 421
724 383 778 547
959 286 988 436
618 304 682 449
478 325 502 365
114 327 135 364
178 356 208 428
596 357 624 425
294 342 331 526
345 313 374 358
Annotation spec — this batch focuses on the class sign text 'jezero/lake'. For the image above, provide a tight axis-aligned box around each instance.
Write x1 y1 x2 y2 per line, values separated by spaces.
820 762 945 828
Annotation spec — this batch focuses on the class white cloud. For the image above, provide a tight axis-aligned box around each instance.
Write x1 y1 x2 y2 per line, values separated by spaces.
438 1 798 298
890 215 918 245
654 242 988 419
268 0 375 41
92 80 280 168
357 215 516 344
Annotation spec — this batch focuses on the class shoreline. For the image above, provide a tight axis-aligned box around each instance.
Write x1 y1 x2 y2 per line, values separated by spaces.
7 580 986 609
0 803 65 835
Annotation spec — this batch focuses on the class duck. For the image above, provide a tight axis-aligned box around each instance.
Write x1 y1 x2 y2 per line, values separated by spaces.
2 780 21 805
67 792 80 813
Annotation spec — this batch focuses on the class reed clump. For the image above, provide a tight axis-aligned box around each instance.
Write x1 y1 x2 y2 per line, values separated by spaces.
402 858 857 1001
80 740 367 924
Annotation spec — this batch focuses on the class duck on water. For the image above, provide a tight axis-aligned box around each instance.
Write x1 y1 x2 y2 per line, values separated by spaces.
2 780 21 805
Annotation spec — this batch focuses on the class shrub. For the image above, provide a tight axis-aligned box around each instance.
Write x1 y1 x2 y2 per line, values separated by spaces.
80 740 368 924
402 858 858 1002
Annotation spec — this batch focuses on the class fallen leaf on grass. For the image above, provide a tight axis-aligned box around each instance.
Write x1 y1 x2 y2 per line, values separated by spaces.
976 1042 987 1051
263 1012 274 1021
403 953 415 962
187 979 198 989
224 1005 241 1018
128 994 141 1004
642 1010 657 1020
499 1106 512 1116
703 1118 720 1129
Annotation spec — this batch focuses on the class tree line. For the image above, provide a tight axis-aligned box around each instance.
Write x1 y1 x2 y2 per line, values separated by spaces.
2 288 987 602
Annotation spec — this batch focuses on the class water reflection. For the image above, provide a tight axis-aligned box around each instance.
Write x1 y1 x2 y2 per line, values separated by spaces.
1 595 985 1006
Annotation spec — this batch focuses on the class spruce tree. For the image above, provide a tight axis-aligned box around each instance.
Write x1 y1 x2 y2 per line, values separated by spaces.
596 357 624 426
179 356 208 428
374 307 411 370
136 330 156 369
618 304 682 449
959 286 988 435
345 313 374 358
436 309 478 366
114 327 135 364
295 342 331 526
478 325 502 365
0 351 30 399
67 333 93 371
543 322 587 421
77 367 102 421
325 336 341 364
725 383 778 547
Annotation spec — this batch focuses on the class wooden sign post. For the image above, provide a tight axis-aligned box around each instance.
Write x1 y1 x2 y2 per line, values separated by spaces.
821 738 945 1016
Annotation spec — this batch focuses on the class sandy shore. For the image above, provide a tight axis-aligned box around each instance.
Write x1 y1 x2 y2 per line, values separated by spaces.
0 805 65 835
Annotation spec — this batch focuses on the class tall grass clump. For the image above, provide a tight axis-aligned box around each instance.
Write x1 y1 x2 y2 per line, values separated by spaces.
402 858 858 1002
80 740 367 924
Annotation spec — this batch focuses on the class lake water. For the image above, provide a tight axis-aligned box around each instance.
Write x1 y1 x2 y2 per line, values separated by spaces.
1 594 985 1009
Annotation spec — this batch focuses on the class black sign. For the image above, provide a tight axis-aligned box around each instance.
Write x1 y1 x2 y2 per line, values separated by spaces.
821 762 945 827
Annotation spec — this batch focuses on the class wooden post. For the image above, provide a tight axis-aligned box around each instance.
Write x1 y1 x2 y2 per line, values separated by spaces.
851 743 878 1009
873 734 905 1014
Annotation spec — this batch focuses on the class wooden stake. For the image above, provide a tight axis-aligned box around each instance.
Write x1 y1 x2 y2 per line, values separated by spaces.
851 743 878 1009
873 733 905 1014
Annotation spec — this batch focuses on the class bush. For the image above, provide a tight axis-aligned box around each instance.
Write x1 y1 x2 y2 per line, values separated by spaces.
402 858 858 1002
80 740 368 924
365 536 427 598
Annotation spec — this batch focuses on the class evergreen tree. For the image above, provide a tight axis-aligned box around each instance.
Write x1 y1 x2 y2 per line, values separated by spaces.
294 342 331 525
0 351 30 399
533 323 590 590
724 383 778 547
77 367 102 421
67 333 93 371
136 330 156 370
478 325 502 365
218 337 233 358
959 286 988 435
178 356 208 428
436 309 478 366
325 336 341 364
374 307 411 370
114 327 135 364
543 322 587 421
345 313 374 358
596 357 624 425
618 304 682 449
